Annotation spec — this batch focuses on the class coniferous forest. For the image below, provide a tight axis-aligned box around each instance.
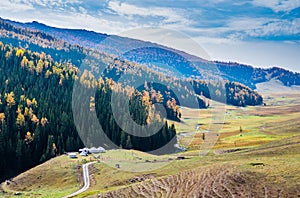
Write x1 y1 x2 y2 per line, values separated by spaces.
0 43 177 181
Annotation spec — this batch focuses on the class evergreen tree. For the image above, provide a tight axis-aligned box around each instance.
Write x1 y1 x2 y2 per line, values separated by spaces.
125 135 133 149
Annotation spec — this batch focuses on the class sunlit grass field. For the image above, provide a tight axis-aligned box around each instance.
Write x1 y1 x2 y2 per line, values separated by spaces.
171 89 300 151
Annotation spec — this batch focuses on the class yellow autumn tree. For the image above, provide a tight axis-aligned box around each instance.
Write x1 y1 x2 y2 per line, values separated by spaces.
20 95 26 101
16 49 24 57
26 98 32 107
41 117 48 127
45 70 52 78
16 106 22 114
24 107 30 117
16 113 25 127
5 51 12 59
31 114 39 124
5 92 15 107
28 60 35 72
25 131 34 144
142 91 151 107
32 98 38 107
21 56 28 68
36 59 44 73
0 113 5 124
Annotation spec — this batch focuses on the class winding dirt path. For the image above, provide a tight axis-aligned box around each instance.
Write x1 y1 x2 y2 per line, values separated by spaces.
63 162 95 198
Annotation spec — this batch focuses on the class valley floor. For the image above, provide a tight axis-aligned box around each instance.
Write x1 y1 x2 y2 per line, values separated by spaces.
1 84 300 198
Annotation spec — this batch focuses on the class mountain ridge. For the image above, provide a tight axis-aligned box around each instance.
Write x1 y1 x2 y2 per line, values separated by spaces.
0 17 263 108
2 17 299 90
1 17 299 89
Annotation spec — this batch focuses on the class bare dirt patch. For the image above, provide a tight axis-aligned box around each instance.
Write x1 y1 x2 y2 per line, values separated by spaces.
247 105 300 116
98 165 300 198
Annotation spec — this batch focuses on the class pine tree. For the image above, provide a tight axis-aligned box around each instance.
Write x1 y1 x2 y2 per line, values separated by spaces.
120 131 126 148
126 135 133 149
16 139 25 170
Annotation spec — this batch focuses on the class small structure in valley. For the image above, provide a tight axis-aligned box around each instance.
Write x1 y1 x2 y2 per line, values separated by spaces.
68 153 77 158
80 151 88 156
78 146 106 155
93 146 106 153
88 146 106 154
79 148 89 153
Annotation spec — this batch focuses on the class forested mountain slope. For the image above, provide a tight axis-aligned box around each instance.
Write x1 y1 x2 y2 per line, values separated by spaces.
0 18 263 182
0 18 263 107
4 18 300 89
0 43 177 182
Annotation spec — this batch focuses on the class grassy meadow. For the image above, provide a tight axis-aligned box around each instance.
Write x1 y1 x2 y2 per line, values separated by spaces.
1 81 300 197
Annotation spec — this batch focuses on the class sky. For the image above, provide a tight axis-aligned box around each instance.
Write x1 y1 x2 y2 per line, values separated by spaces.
1 0 300 72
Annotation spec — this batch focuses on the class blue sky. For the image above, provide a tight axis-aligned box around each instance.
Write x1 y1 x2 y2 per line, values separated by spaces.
1 0 300 72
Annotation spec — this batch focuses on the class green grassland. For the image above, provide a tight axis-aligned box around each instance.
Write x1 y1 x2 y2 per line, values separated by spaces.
0 155 91 197
172 89 300 151
1 83 300 197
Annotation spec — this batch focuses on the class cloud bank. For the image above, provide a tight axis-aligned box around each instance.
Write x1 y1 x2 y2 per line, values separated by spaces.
0 0 299 71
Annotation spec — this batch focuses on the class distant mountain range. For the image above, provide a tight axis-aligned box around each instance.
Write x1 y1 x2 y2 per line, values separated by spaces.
0 17 299 91
2 18 300 90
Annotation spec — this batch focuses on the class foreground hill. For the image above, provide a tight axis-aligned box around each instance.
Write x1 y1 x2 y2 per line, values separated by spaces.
100 137 300 198
4 18 300 89
2 131 299 197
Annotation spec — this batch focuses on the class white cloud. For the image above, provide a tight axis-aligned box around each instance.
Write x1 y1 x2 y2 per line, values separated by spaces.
108 1 192 25
0 0 34 12
217 17 300 39
246 18 300 37
252 0 300 12
0 0 299 72
0 2 136 34
32 11 136 34
227 17 270 31
23 0 82 8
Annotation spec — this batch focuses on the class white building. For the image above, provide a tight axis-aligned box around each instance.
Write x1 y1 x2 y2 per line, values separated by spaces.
78 147 106 154
80 151 88 156
89 146 106 154
68 153 77 158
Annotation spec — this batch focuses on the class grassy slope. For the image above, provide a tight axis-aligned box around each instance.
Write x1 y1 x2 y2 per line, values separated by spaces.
0 155 94 198
1 81 300 197
98 142 300 197
75 82 300 197
173 82 300 150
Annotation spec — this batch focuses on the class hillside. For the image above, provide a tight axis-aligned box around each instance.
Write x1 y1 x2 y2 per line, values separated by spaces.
99 138 300 198
0 18 263 109
0 17 277 183
3 18 300 89
0 18 266 182
1 88 300 197
215 62 300 89
0 42 179 182
2 128 300 197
